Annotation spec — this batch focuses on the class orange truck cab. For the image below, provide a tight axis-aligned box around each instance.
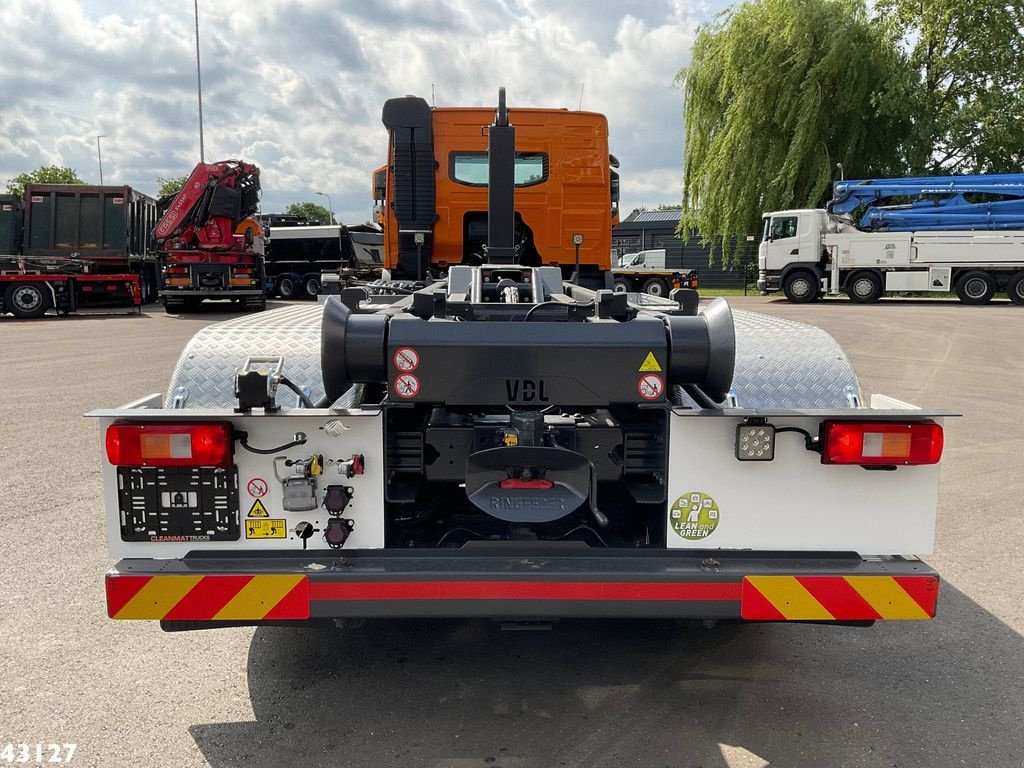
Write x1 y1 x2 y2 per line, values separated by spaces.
373 96 619 287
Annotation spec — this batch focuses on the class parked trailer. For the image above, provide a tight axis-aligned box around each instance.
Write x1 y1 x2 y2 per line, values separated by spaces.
0 270 140 318
264 224 384 299
23 184 158 303
611 248 699 296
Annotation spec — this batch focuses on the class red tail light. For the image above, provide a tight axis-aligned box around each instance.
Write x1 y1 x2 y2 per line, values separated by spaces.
106 422 233 467
167 265 189 276
822 421 943 466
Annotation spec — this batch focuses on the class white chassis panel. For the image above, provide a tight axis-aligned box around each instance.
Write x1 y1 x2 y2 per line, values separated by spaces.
97 406 385 559
666 411 941 555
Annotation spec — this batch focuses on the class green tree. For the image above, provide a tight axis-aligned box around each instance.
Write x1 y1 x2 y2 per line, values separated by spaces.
7 166 84 198
876 0 1024 173
156 175 190 198
677 0 916 265
285 202 335 225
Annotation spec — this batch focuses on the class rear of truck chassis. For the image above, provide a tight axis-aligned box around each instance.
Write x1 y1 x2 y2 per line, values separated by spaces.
95 91 946 629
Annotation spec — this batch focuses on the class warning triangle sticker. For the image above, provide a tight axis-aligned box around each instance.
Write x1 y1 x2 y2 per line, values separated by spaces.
247 499 269 518
639 351 662 372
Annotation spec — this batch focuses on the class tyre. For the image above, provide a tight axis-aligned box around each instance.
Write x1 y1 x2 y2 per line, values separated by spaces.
302 274 321 299
5 282 51 319
277 274 298 300
1007 271 1024 306
782 270 818 303
612 278 631 293
955 270 996 305
244 295 267 312
845 271 883 304
163 299 183 315
640 277 669 297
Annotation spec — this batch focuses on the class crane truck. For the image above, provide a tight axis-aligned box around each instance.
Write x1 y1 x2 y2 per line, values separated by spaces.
154 160 266 314
758 174 1024 305
94 91 948 631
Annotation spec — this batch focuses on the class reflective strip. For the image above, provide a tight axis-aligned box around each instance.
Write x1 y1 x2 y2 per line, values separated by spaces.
741 575 938 621
743 576 833 620
106 574 310 620
112 575 203 619
214 575 308 620
845 576 933 620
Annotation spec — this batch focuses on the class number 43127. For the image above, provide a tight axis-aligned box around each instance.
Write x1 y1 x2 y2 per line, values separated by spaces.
0 744 76 764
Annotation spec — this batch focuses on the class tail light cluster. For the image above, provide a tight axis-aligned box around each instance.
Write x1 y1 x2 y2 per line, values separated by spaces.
821 421 943 466
165 264 191 286
736 419 943 466
106 422 233 467
230 265 258 286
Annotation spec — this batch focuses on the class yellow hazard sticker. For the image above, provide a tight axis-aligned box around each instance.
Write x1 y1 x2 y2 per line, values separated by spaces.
246 518 287 539
639 351 662 372
247 499 269 518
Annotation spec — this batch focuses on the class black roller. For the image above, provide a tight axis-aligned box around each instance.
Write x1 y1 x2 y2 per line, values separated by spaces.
321 296 389 402
665 297 736 403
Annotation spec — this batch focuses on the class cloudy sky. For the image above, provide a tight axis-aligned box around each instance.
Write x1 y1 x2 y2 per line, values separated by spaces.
0 0 726 224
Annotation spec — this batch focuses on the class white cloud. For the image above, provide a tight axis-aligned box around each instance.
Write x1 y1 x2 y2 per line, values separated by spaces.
0 0 719 221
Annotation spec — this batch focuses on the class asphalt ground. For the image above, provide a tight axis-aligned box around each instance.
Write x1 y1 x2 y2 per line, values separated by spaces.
1 296 1022 768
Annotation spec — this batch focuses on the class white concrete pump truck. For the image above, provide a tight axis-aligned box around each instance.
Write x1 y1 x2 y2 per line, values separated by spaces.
93 92 950 630
759 174 1024 304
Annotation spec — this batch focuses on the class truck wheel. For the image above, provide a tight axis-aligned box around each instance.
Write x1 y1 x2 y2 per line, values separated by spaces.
302 274 321 299
277 274 298 299
5 282 51 319
244 295 267 312
955 270 996 305
180 298 203 313
782 271 818 303
612 278 631 293
163 299 184 315
641 277 668 297
845 271 882 304
1007 271 1024 306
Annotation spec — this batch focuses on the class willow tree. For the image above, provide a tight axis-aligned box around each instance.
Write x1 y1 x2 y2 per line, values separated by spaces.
677 0 916 265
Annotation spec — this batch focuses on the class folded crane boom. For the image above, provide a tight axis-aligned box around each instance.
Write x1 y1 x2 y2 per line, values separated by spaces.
760 173 1024 304
154 160 267 313
829 173 1024 231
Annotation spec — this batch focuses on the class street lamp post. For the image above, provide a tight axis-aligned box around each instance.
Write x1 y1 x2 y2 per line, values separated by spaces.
96 135 107 185
194 0 205 162
315 192 335 225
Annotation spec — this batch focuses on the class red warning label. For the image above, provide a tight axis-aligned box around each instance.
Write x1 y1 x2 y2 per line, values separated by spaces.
246 477 268 498
638 374 664 400
394 347 419 372
394 373 420 399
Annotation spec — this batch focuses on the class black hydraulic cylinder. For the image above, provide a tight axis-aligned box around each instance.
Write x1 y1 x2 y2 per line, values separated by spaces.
486 87 516 263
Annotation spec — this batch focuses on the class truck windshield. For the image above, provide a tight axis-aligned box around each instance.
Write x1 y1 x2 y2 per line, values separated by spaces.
770 216 797 240
450 153 548 187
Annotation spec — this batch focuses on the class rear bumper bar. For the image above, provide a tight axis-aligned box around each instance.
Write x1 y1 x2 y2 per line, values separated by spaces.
106 551 939 622
159 289 263 296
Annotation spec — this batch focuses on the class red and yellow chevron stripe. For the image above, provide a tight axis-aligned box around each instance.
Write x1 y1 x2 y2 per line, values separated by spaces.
741 575 938 621
105 574 309 620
